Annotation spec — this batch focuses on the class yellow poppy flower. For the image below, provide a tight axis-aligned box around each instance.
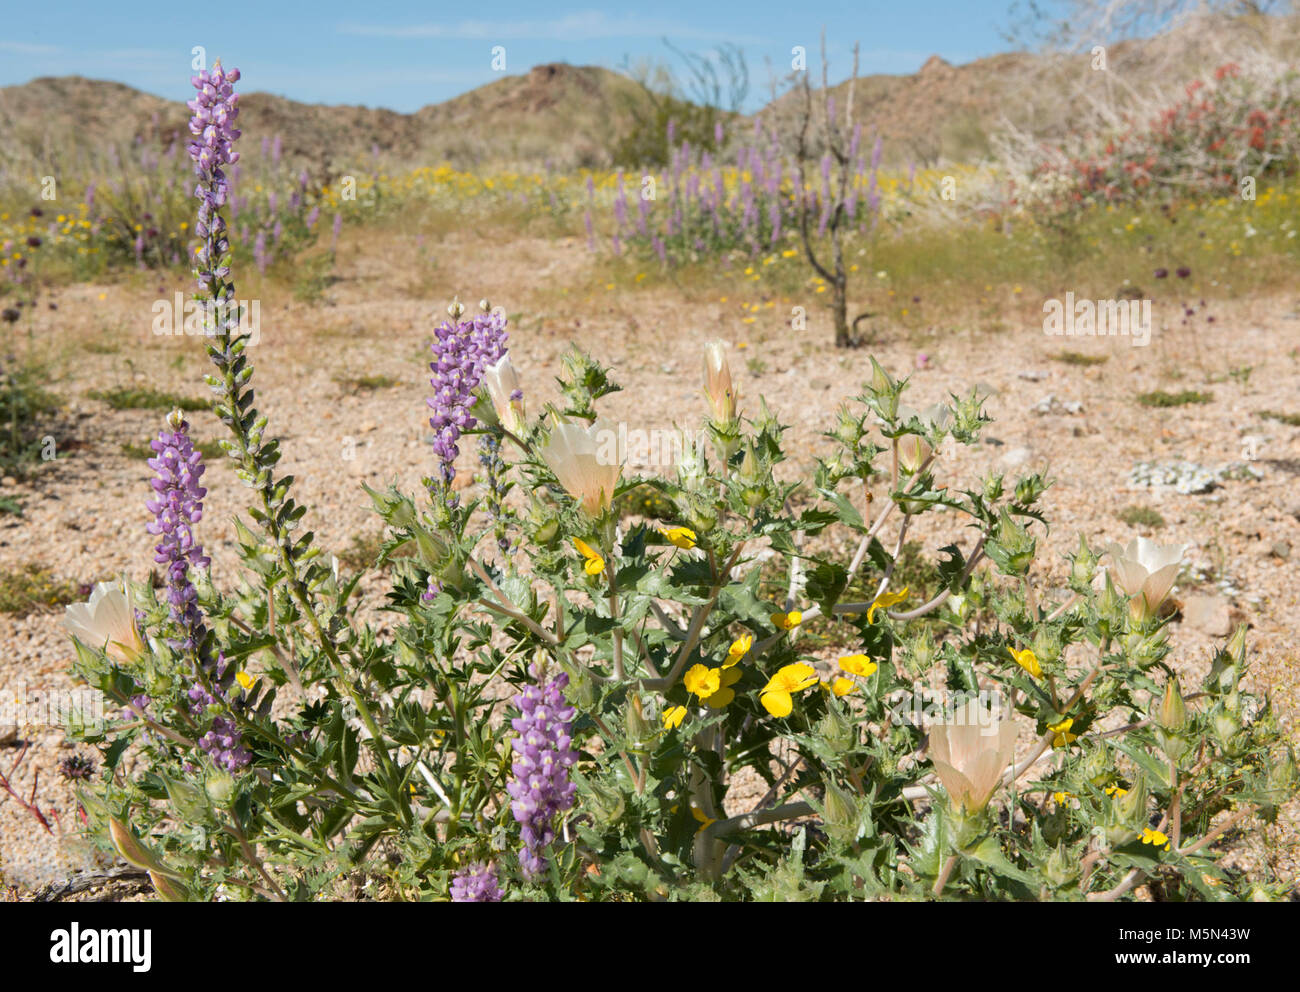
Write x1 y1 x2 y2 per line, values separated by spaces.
690 805 717 833
1140 827 1171 851
830 677 857 697
704 668 743 709
838 653 877 678
1105 785 1128 798
573 537 605 576
867 587 909 623
770 610 802 630
684 664 721 700
235 670 255 690
1047 717 1078 748
1008 646 1042 679
659 525 697 549
760 663 819 717
662 705 687 729
723 633 753 668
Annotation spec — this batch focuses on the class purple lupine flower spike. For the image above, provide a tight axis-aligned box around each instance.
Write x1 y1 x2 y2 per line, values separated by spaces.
145 410 210 653
145 411 250 772
450 862 503 902
426 302 508 505
506 662 577 879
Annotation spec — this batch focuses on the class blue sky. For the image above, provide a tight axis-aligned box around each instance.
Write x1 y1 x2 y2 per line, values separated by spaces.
0 1 1052 112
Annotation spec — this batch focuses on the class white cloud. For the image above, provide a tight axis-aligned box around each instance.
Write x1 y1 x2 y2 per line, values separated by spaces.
0 40 60 55
338 10 766 44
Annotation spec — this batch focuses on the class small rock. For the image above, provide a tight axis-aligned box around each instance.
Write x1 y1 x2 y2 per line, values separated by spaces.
1000 446 1032 469
1269 540 1291 561
1 476 16 487
0 725 17 746
1181 594 1232 637
1017 369 1049 381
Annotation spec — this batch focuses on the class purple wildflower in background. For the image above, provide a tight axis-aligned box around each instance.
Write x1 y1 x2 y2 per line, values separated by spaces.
506 662 577 879
305 205 320 230
254 230 268 273
450 862 503 902
331 212 342 252
426 305 509 503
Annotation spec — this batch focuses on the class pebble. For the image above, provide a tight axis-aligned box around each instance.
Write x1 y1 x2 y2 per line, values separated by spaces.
1182 594 1233 637
1001 446 1033 469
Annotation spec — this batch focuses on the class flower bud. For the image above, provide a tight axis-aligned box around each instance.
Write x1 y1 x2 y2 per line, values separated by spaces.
446 299 465 319
908 626 936 670
109 816 163 873
1156 677 1187 732
1265 747 1298 804
684 496 718 536
983 472 1005 502
1044 841 1078 886
1211 706 1239 745
1070 535 1098 589
624 695 653 752
822 778 860 845
834 405 861 447
1032 626 1062 666
817 702 854 754
149 870 189 902
1080 745 1110 785
205 769 236 806
897 433 932 474
702 340 739 425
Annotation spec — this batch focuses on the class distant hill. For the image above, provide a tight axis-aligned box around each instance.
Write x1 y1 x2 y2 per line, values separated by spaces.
1 12 1296 179
0 63 653 178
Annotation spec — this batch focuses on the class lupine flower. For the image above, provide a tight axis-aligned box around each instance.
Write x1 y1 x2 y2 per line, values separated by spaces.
507 663 578 879
427 304 509 500
186 62 240 306
145 411 210 655
540 419 622 518
1103 537 1188 620
450 861 503 902
145 410 249 772
64 581 146 666
927 700 1018 816
759 663 818 717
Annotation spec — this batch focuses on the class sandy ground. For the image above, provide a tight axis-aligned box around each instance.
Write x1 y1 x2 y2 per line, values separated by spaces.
3 231 1298 896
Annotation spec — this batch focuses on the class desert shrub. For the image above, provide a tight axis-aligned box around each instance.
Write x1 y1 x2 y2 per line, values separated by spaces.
62 61 1298 905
